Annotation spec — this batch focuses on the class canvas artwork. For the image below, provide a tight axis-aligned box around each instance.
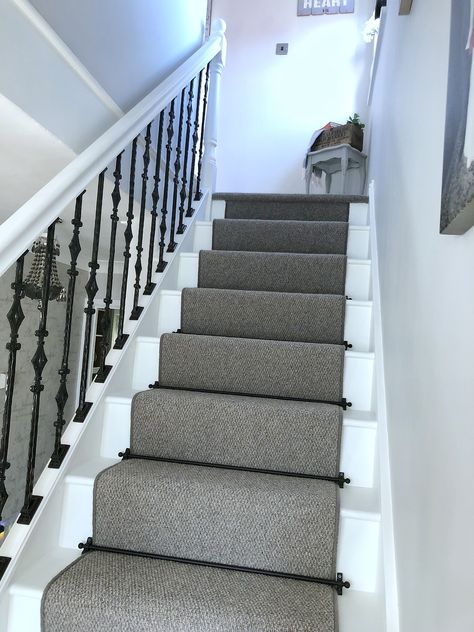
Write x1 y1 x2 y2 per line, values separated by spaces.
440 0 474 234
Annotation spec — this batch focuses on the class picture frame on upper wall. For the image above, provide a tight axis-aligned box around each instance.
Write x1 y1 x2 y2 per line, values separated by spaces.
398 0 413 15
440 0 474 234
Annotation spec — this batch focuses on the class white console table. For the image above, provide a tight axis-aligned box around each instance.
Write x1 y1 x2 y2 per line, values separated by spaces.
305 143 367 195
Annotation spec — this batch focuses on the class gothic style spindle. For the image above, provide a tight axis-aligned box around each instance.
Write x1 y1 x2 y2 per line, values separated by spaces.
177 79 194 235
186 70 204 217
130 124 152 320
168 89 186 252
195 63 210 201
114 137 138 349
144 110 165 295
49 192 85 468
96 153 123 381
74 170 106 422
156 100 176 272
0 253 27 529
18 223 57 524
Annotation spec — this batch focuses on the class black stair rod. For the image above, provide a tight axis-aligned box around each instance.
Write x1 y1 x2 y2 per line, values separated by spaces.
0 252 27 530
149 382 352 410
74 170 106 423
195 62 210 201
49 192 85 469
156 100 176 272
114 137 138 350
130 123 153 320
119 450 351 488
186 70 204 217
167 88 186 253
78 538 351 595
95 153 124 382
18 221 57 525
143 110 165 296
177 79 194 235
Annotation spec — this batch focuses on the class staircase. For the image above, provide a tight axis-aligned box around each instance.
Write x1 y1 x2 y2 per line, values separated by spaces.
32 193 375 632
0 18 396 631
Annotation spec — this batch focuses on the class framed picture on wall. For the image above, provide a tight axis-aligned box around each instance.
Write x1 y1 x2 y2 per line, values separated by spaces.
440 0 474 234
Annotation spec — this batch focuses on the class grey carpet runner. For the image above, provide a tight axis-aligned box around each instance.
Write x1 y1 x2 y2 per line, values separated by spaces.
42 194 353 632
159 334 344 402
212 219 348 254
214 192 367 221
198 251 346 295
181 288 345 344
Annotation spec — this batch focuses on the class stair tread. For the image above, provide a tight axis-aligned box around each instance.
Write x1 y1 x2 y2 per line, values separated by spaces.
181 287 345 344
131 387 342 477
212 219 348 254
159 333 345 402
213 192 367 222
93 459 338 577
42 551 337 632
198 250 347 295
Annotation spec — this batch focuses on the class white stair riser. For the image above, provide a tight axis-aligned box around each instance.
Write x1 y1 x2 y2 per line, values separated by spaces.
337 513 380 592
193 222 370 260
100 398 377 488
132 337 374 413
177 253 372 301
210 201 369 226
155 290 373 352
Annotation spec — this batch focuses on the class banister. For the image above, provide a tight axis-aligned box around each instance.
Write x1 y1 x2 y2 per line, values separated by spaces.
0 19 226 277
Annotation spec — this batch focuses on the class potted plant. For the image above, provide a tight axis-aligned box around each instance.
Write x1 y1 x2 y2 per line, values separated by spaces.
311 113 365 152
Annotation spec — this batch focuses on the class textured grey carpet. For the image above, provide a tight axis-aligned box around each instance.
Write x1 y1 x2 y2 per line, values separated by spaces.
213 192 367 222
42 551 337 632
131 388 342 476
212 219 348 254
93 460 339 578
42 191 348 632
160 334 344 402
198 250 346 295
181 288 345 344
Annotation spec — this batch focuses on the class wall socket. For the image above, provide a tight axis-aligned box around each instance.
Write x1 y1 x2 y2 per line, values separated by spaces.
276 43 288 55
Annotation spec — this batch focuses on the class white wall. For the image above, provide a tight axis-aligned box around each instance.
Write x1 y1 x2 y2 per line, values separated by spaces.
0 94 74 224
29 0 208 112
0 0 208 153
212 0 373 193
368 2 474 631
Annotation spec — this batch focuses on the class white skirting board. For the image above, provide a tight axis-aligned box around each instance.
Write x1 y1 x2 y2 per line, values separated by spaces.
368 181 400 632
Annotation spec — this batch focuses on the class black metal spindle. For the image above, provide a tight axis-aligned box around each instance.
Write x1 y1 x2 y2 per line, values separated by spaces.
114 137 138 349
95 153 123 381
144 111 165 295
168 89 186 252
74 170 106 422
156 100 176 272
177 79 194 235
186 70 204 217
18 223 57 524
130 124 152 320
49 193 85 468
0 253 27 529
195 63 210 201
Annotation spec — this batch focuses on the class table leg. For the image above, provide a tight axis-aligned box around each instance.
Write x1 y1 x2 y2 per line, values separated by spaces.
305 166 311 194
341 150 349 194
325 172 332 194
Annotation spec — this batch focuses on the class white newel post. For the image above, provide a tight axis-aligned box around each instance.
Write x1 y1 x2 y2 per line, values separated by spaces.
202 18 227 220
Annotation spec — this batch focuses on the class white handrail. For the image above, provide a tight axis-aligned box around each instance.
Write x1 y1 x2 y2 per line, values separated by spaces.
0 19 226 277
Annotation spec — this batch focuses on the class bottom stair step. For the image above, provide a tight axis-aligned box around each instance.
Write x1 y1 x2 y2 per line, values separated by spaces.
42 551 337 632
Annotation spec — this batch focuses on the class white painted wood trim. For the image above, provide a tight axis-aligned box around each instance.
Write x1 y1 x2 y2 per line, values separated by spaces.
12 0 123 119
0 19 227 277
368 180 400 631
